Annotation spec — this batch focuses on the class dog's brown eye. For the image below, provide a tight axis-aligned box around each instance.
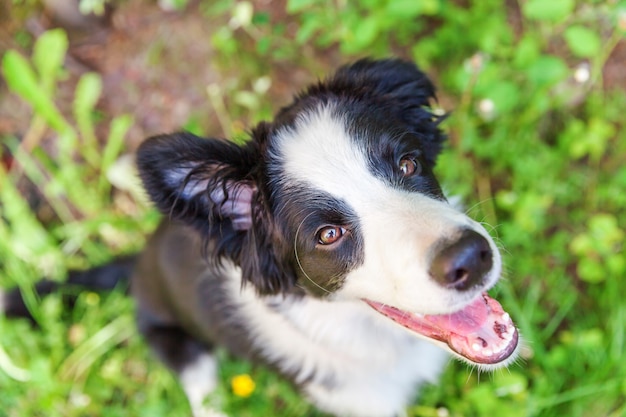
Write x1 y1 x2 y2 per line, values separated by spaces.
317 226 345 245
399 157 421 177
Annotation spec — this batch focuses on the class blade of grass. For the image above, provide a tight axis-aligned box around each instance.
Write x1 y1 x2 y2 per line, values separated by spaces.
540 289 577 340
531 378 622 412
58 314 135 382
6 137 76 222
0 340 30 382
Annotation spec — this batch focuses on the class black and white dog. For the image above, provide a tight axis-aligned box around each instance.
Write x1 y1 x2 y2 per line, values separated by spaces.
5 59 519 417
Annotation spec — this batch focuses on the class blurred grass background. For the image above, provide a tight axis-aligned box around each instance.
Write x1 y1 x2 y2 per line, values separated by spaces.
0 0 625 416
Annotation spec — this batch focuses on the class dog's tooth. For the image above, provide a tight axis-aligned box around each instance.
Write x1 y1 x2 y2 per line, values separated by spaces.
483 348 493 356
472 343 481 352
501 313 510 322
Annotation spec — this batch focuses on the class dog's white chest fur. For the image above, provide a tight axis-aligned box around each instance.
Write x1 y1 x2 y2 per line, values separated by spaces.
220 265 449 417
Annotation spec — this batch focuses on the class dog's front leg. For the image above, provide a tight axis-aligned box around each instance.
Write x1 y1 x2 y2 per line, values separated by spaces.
137 317 226 417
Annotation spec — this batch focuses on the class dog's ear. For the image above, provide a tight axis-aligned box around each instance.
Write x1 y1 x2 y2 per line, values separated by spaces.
137 132 258 233
136 131 297 295
332 58 436 106
323 58 446 164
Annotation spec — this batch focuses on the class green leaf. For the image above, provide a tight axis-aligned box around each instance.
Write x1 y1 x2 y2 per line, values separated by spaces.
569 118 615 162
32 29 68 94
570 233 592 255
2 50 39 98
607 253 626 276
523 0 574 21
484 81 520 114
256 36 271 55
588 213 624 249
296 15 323 44
564 25 601 58
341 15 380 54
578 258 605 283
386 0 439 18
251 11 270 25
525 55 568 86
513 34 541 68
234 90 260 109
74 72 102 112
617 5 626 34
286 0 320 14
2 51 68 132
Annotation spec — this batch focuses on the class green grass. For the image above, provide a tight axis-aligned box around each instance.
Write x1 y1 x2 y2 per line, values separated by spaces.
1 1 626 416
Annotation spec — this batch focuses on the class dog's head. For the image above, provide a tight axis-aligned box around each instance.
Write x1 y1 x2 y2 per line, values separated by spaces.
137 58 519 368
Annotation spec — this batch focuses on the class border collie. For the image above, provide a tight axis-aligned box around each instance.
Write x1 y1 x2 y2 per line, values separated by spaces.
4 59 519 417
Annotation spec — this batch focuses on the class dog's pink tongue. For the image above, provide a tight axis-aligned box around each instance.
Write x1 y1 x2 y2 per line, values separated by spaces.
367 293 518 365
425 294 490 333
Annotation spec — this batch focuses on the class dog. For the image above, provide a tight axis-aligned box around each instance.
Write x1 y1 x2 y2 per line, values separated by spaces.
3 59 519 417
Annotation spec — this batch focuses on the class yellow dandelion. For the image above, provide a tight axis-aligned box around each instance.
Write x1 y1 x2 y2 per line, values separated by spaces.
231 374 256 398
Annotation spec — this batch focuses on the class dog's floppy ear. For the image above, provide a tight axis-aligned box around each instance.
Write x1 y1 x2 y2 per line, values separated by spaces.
136 132 297 295
137 132 258 233
323 58 446 164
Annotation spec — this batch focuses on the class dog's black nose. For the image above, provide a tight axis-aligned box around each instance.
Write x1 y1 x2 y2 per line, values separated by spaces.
429 229 493 290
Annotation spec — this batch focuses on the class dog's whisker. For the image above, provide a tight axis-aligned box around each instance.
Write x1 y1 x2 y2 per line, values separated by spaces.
294 213 331 295
465 365 475 385
294 248 332 295
463 197 494 217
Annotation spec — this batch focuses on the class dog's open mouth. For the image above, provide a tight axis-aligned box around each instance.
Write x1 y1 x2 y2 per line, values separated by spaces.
366 293 518 364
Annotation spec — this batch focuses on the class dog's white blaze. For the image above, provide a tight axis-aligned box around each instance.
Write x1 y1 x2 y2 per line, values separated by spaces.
275 105 502 314
219 263 449 417
275 106 389 206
